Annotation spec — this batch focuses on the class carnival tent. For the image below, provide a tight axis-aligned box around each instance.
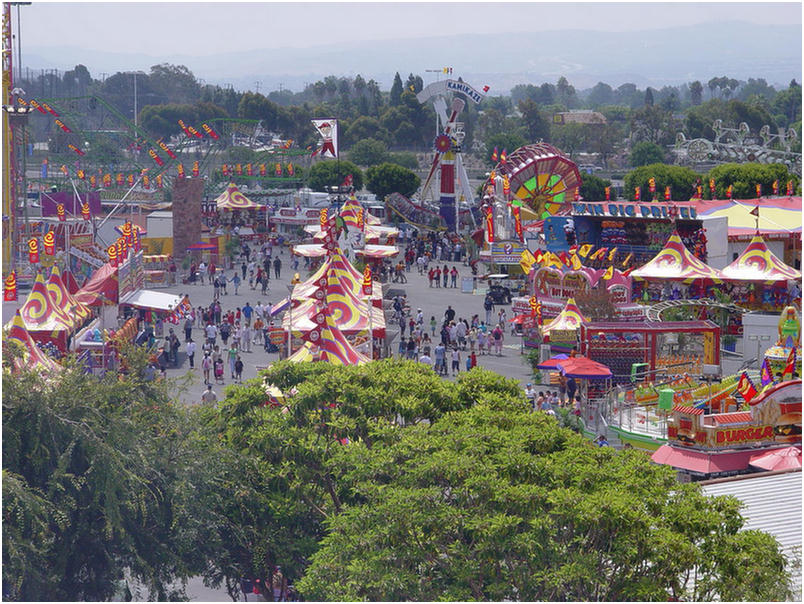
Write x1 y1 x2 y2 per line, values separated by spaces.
74 262 118 306
62 269 81 295
215 182 261 211
294 248 383 308
692 197 802 239
630 231 722 282
292 243 328 258
355 244 400 259
120 289 186 312
283 296 385 338
718 234 802 283
540 298 588 337
536 353 570 370
19 274 78 349
748 446 802 472
553 356 613 379
47 265 92 325
4 310 62 373
339 197 381 226
289 310 371 365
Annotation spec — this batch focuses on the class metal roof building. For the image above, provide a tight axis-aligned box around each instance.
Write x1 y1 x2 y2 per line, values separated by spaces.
701 470 802 599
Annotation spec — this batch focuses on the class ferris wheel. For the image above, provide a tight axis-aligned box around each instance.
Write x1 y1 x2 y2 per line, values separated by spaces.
484 143 582 220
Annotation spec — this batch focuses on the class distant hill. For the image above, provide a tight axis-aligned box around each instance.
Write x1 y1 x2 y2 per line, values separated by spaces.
24 20 801 93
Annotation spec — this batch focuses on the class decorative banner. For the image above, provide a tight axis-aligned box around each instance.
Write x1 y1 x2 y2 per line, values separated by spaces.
116 173 124 186
709 178 716 195
362 266 373 296
108 244 118 267
634 186 640 201
177 164 185 179
608 247 618 262
726 184 733 199
287 163 294 176
604 186 610 201
156 174 163 189
512 205 523 241
178 119 193 137
103 173 112 188
43 230 56 255
122 221 133 245
755 183 761 198
259 163 266 176
275 162 282 176
602 265 614 280
244 163 251 176
491 146 499 162
187 125 202 139
519 249 536 274
29 99 46 114
89 174 97 188
320 208 328 229
342 174 353 189
28 238 40 264
236 163 242 175
500 148 508 163
57 203 66 222
132 227 141 252
158 140 177 160
485 209 495 243
54 119 72 133
696 185 703 198
786 180 793 196
502 175 511 198
356 206 364 230
76 169 85 180
41 102 59 117
222 164 230 176
664 186 671 201
737 372 757 403
578 244 594 258
67 143 85 156
143 174 150 189
311 118 338 158
192 161 199 177
772 180 779 195
621 252 633 266
127 173 134 187
81 202 91 221
574 187 580 202
4 271 17 301
201 123 219 139
648 177 656 194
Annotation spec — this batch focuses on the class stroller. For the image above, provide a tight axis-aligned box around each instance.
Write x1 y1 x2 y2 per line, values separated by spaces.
213 357 225 384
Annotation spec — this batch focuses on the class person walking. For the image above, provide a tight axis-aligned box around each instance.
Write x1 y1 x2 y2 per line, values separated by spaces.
491 324 504 356
201 353 212 383
186 338 197 369
274 256 282 279
484 294 494 325
451 346 461 376
184 316 194 341
228 344 238 379
231 273 241 295
234 355 244 383
242 302 254 327
202 383 218 405
241 323 252 353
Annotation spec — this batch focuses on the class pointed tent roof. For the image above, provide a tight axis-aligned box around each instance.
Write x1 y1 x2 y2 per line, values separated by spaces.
294 247 382 307
718 234 802 283
215 182 261 211
340 196 381 226
19 273 78 334
47 265 92 324
630 231 722 282
287 312 371 366
541 297 588 336
5 310 62 373
73 262 118 306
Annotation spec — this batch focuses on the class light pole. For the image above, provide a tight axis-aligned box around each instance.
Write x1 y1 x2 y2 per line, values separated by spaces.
286 284 294 358
124 71 146 129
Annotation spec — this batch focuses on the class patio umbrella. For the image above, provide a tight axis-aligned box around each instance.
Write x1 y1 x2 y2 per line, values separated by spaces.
554 356 612 379
509 314 531 324
187 242 217 251
748 446 801 472
536 353 570 370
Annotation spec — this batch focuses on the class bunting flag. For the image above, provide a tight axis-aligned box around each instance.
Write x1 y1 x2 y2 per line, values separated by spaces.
533 249 544 264
147 148 164 166
491 146 499 162
570 252 583 271
90 174 97 188
275 162 282 176
342 174 353 189
736 372 757 403
726 184 733 199
76 169 85 180
178 119 193 137
236 163 242 175
116 173 124 186
41 102 59 117
755 183 761 198
622 267 634 277
519 249 537 275
127 173 134 187
143 174 150 189
103 173 112 188
578 244 594 258
156 174 163 189
709 178 716 195
54 119 72 133
57 203 66 222
786 180 793 196
648 177 656 193
201 123 219 139
259 163 266 177
177 164 185 179
158 140 178 160
59 165 68 175
749 205 759 217
621 252 633 267
43 230 55 255
696 185 702 198
122 221 133 245
187 125 202 139
132 227 141 252
500 149 507 163
772 180 779 195
512 205 523 241
29 99 46 114
664 186 671 201
558 251 570 267
362 266 373 296
634 186 640 201
246 163 253 176
760 358 773 386
608 247 618 262
108 244 118 267
81 202 91 221
485 209 495 242
287 163 294 176
320 208 328 229
222 164 230 177
604 186 610 201
574 187 580 201
311 118 338 158
28 238 40 264
602 265 614 280
4 271 17 301
192 161 199 177
782 347 796 379
67 143 85 156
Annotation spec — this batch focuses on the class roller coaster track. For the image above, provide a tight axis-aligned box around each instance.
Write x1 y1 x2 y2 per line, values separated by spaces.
646 298 751 321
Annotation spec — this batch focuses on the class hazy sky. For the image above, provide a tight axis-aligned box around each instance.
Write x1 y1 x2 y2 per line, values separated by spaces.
20 1 803 56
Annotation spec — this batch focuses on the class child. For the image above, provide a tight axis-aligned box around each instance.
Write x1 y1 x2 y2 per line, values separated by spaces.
213 357 224 384
234 355 244 383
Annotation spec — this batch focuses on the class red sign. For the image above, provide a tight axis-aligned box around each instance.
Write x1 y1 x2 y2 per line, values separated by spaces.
715 426 773 445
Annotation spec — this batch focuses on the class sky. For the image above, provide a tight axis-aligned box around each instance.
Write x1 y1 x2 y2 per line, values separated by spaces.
20 1 803 56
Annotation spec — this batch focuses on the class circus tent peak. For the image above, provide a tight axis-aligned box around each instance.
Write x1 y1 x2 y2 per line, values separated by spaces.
630 231 721 282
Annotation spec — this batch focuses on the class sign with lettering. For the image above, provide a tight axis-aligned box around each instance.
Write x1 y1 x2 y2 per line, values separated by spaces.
491 240 525 264
571 201 697 220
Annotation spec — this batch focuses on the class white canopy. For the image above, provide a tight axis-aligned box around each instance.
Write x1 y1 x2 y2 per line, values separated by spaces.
120 289 185 311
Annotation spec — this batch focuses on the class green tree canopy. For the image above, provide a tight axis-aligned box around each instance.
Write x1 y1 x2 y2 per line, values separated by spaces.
629 140 666 167
579 172 612 201
706 162 799 199
346 138 389 167
366 162 421 199
624 163 702 201
307 160 364 192
484 132 528 166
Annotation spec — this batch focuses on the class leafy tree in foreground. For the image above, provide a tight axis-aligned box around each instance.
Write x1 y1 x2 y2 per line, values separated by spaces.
578 172 612 201
366 162 421 199
298 403 793 602
629 140 666 167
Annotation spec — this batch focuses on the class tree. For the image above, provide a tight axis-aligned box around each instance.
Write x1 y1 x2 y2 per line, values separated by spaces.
484 133 527 166
296 402 792 601
148 63 201 105
237 92 281 130
587 81 614 107
706 162 798 200
343 116 385 146
307 160 363 192
518 99 550 142
346 138 389 167
550 122 587 158
366 162 421 199
644 87 654 107
578 173 612 202
389 72 404 106
556 76 577 109
624 163 702 201
629 141 666 167
690 80 704 106
387 151 419 171
2 349 219 601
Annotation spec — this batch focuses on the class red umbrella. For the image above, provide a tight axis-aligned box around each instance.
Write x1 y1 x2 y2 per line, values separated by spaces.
509 314 530 324
555 356 612 379
749 446 801 471
536 354 570 370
